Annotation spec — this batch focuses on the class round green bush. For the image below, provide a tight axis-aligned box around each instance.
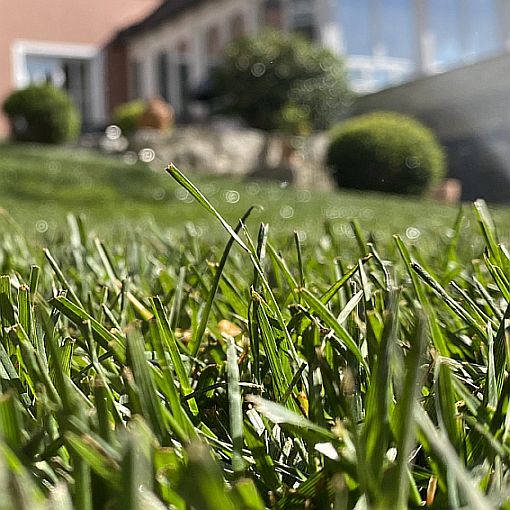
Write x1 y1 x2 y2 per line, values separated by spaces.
327 112 446 195
112 100 146 135
3 84 81 144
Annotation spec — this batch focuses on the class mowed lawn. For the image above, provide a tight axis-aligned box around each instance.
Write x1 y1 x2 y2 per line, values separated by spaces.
1 142 508 249
2 142 510 507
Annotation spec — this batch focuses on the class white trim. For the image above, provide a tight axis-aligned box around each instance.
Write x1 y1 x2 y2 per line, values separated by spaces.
90 52 106 124
12 39 98 87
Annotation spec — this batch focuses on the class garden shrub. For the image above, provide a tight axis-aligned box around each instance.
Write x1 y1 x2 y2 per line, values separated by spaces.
327 112 446 195
112 100 146 135
2 84 81 144
208 29 352 133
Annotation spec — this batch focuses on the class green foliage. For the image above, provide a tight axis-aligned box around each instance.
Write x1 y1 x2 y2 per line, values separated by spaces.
1 142 477 242
209 29 352 133
2 84 81 144
328 111 446 195
0 163 510 508
112 100 146 135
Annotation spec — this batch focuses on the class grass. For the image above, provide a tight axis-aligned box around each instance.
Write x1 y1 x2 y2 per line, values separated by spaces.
0 153 510 508
0 141 492 246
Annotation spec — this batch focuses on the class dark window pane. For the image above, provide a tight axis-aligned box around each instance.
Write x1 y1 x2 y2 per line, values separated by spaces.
178 62 190 117
230 13 245 40
206 25 221 56
130 60 142 99
264 0 283 29
157 52 169 102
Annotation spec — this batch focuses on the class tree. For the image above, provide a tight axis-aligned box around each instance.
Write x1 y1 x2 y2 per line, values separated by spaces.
209 29 352 134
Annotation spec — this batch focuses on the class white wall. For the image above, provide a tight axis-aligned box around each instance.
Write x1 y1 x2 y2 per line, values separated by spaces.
127 0 262 113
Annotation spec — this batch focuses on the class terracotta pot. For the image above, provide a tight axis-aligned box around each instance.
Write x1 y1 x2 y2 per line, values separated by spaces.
137 97 174 130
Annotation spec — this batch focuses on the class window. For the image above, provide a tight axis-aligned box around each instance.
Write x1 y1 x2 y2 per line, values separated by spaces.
290 0 316 39
463 0 499 57
206 25 222 77
264 0 283 29
339 0 415 58
26 55 66 86
130 60 142 99
175 41 190 119
348 68 364 81
379 0 415 59
373 68 391 86
230 13 245 40
25 55 91 121
13 41 103 126
178 62 190 118
206 25 221 57
157 52 170 102
338 0 372 55
428 0 462 66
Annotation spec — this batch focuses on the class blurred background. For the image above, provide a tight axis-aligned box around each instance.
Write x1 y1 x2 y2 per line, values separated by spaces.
1 0 510 237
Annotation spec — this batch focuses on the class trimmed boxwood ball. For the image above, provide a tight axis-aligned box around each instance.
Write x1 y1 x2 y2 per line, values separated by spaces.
327 112 446 195
112 99 146 135
3 84 81 144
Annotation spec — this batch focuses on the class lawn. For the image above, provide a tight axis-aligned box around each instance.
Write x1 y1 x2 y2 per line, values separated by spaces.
1 142 510 509
0 141 486 247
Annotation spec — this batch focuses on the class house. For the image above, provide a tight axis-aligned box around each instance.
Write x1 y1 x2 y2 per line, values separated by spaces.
109 0 510 119
108 0 510 202
0 0 161 137
108 0 415 118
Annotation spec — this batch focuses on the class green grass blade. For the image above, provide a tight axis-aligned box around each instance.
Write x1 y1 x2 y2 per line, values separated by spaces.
165 163 249 252
44 248 82 306
226 338 244 475
121 418 155 510
320 256 371 305
191 206 257 357
385 314 426 510
411 261 487 339
65 432 121 489
299 287 367 370
394 235 449 355
254 298 296 407
126 326 166 441
246 395 337 443
17 285 31 339
415 406 494 510
294 231 306 290
0 276 15 331
29 265 40 297
150 297 198 415
361 291 398 501
176 442 237 510
0 392 23 452
231 479 266 510
50 295 125 361
473 199 500 264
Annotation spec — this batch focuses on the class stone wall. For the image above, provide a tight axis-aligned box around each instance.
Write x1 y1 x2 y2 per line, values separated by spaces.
129 124 334 190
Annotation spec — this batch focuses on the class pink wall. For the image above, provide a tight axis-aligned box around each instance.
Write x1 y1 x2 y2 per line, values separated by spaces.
0 0 161 137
